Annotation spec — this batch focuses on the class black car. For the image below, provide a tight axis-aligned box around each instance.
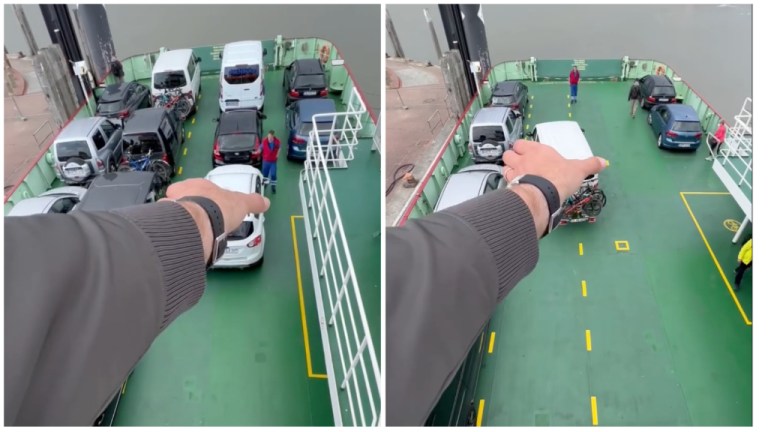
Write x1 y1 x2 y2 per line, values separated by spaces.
212 109 265 169
490 80 529 114
121 107 185 183
96 82 151 119
283 59 328 105
638 74 677 109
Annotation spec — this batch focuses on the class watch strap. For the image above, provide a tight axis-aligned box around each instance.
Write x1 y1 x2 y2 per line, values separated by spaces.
511 174 563 236
179 196 227 267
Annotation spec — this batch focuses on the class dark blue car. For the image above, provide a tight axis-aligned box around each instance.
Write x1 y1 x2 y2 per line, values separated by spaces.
647 104 702 150
285 98 337 160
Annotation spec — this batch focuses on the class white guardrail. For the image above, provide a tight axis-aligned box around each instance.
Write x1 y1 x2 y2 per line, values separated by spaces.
298 87 381 426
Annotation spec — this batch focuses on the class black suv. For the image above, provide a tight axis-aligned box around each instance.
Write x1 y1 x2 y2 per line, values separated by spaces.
638 74 677 109
283 59 328 105
212 109 266 169
96 82 151 120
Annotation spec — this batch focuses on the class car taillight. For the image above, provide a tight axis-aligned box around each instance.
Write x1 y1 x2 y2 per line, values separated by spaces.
248 235 262 248
511 103 519 109
292 136 306 144
120 155 127 164
97 159 105 170
213 140 223 160
289 89 300 98
648 96 656 102
694 132 702 139
666 131 678 138
118 110 130 119
320 89 328 97
162 153 169 163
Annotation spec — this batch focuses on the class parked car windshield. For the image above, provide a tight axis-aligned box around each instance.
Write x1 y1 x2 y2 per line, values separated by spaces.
224 65 260 85
652 86 675 96
491 96 515 106
295 74 325 89
219 134 256 151
672 121 701 133
299 121 333 135
154 71 187 89
97 101 124 114
56 140 91 162
472 126 505 142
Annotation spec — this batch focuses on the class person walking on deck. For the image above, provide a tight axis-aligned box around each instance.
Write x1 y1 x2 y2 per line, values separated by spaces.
706 120 727 161
261 130 280 193
569 65 580 104
734 238 752 291
109 56 124 83
628 80 642 118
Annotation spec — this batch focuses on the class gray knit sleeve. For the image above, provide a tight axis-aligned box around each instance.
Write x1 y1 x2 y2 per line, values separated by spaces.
114 201 207 329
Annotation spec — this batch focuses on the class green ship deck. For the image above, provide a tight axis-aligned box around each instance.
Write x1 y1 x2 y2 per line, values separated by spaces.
4 39 380 426
409 61 752 426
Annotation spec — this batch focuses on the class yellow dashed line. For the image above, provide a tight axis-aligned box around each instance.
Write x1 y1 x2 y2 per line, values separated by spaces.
568 112 572 118
591 396 599 425
530 95 534 100
527 113 531 119
183 148 187 156
121 381 127 395
567 103 571 108
578 243 584 256
187 131 192 139
582 280 587 297
585 330 592 351
178 167 183 175
477 399 486 426
488 331 496 354
192 117 196 124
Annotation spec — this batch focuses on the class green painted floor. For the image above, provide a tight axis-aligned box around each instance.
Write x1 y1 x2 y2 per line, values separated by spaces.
114 70 380 425
469 82 752 426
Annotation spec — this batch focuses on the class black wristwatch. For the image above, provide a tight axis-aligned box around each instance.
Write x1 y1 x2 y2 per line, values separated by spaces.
179 196 227 268
510 174 563 236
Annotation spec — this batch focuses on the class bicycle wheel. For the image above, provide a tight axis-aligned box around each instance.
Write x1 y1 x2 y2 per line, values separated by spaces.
150 160 172 184
582 190 606 217
174 97 193 120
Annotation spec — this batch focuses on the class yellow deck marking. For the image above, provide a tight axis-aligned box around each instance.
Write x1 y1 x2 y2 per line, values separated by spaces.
680 193 751 326
177 167 183 175
525 124 530 130
615 240 630 251
192 117 196 124
477 399 486 426
290 215 328 379
568 112 572 118
183 148 188 156
567 103 571 108
585 330 592 351
591 396 599 425
578 243 584 256
527 113 531 119
187 131 192 139
488 331 496 354
529 104 533 109
530 95 534 100
121 381 127 395
723 219 740 232
582 280 587 297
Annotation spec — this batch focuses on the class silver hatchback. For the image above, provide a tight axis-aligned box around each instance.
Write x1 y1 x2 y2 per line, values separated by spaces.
434 164 507 212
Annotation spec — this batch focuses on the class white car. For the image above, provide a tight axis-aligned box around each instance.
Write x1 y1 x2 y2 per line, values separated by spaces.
204 165 266 268
6 186 88 216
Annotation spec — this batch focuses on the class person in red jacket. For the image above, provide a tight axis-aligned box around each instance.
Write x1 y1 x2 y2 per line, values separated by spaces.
261 130 280 193
706 120 727 161
569 65 580 104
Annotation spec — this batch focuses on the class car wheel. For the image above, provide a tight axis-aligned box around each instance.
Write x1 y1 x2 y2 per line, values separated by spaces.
641 100 648 110
647 113 653 125
657 134 663 149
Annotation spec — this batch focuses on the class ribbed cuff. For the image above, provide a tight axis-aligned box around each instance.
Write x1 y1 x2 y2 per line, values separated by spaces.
444 189 540 302
114 201 207 330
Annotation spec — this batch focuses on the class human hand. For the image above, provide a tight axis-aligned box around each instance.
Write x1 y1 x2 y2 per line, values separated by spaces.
161 178 270 263
501 140 608 203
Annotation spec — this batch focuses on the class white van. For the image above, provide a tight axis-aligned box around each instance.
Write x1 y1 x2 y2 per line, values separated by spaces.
531 121 598 186
531 121 605 223
151 49 201 112
218 41 266 112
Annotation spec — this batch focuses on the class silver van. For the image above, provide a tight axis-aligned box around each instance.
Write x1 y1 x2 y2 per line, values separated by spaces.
468 107 523 163
51 117 124 185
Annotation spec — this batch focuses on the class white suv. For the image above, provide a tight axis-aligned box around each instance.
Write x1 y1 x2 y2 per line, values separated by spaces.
204 165 267 268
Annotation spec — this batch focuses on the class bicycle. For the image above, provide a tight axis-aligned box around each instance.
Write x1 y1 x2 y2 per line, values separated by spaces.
561 184 607 224
154 88 193 121
118 147 172 185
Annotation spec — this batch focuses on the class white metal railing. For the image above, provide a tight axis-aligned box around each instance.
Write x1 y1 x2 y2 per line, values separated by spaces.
372 121 381 153
298 92 381 426
710 97 752 243
303 88 366 169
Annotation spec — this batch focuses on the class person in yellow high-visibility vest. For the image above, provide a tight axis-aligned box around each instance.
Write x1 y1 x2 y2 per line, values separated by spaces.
734 238 752 291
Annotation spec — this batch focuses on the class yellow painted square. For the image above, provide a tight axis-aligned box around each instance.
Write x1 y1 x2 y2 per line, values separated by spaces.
615 240 630 251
